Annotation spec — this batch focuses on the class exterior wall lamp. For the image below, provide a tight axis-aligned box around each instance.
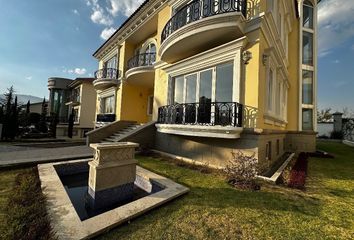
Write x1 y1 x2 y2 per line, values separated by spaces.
242 51 252 64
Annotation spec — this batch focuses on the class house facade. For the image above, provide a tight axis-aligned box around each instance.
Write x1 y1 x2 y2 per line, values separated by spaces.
48 77 96 138
89 0 320 173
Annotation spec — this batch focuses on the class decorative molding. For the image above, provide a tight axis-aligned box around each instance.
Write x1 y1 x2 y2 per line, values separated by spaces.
159 12 245 61
156 124 243 139
94 0 168 59
162 37 247 75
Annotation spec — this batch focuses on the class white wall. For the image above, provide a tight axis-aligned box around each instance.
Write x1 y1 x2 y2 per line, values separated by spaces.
317 123 333 137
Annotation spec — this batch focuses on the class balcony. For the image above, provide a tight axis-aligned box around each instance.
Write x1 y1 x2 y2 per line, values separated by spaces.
65 94 80 106
160 0 247 63
156 102 244 138
125 53 156 86
93 68 121 91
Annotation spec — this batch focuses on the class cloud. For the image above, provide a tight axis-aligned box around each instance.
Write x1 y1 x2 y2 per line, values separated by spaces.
333 60 340 64
351 45 354 51
318 0 354 57
100 27 116 40
72 9 79 15
65 68 87 75
25 76 33 80
86 0 144 28
107 0 145 17
91 9 113 26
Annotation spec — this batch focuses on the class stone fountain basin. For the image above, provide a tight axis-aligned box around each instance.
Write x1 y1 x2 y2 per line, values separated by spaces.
38 159 189 240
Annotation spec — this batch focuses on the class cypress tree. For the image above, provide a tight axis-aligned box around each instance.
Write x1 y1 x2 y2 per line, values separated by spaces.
38 98 48 133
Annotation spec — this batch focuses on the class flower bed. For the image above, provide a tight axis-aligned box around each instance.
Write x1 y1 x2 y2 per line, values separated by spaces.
287 153 309 189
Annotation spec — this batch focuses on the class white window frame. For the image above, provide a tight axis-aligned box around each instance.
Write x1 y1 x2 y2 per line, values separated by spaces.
299 0 317 131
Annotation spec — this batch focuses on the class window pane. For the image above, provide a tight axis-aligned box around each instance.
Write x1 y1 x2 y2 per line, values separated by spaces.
303 4 313 29
198 70 212 124
302 70 313 104
216 63 233 102
267 69 273 111
199 70 212 103
174 76 184 104
186 74 197 103
303 32 313 65
104 96 114 113
302 108 313 130
276 81 281 115
105 56 117 69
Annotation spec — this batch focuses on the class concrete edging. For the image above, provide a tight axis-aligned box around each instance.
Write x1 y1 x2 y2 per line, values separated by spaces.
256 153 295 184
343 140 354 147
38 159 189 240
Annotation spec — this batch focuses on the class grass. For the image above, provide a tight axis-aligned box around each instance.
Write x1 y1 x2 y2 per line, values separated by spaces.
99 142 354 240
0 168 55 240
0 142 353 239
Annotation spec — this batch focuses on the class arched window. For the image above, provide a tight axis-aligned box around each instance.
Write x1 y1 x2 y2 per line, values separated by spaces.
141 41 156 65
144 43 156 54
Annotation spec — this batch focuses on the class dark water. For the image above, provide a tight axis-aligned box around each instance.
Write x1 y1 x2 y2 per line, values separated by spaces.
60 172 149 221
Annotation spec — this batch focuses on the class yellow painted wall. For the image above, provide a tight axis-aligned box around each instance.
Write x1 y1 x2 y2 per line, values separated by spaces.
287 20 300 131
78 82 96 128
120 82 153 123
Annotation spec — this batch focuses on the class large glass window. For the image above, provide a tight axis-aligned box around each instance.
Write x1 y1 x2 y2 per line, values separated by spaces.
102 96 115 114
199 70 212 103
174 76 184 104
303 0 314 29
216 63 233 102
171 62 235 125
276 80 281 116
198 69 212 124
302 108 313 130
302 70 313 105
186 74 197 103
104 56 117 69
303 32 313 66
267 69 274 112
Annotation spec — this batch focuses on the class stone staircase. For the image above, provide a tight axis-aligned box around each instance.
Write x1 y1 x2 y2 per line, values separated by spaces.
100 123 144 143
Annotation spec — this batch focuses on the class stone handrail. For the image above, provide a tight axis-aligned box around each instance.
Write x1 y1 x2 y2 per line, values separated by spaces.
86 120 136 144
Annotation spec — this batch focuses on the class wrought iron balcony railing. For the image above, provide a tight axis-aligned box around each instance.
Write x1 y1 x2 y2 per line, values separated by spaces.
94 68 120 80
96 114 116 123
127 53 156 70
161 0 247 43
66 94 80 103
158 102 243 127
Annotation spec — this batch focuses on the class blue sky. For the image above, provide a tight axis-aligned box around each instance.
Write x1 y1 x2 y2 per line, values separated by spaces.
0 0 353 112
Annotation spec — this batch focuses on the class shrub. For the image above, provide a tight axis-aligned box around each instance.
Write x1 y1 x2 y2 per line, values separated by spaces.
330 130 343 140
288 153 309 189
3 168 56 240
224 151 259 190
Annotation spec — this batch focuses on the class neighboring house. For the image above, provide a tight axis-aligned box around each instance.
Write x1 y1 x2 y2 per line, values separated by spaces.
88 0 320 173
48 77 96 138
28 101 47 114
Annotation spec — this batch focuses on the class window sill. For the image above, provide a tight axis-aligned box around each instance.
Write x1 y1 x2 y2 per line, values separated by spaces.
264 113 287 127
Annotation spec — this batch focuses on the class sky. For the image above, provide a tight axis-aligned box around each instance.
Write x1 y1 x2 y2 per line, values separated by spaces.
0 0 353 111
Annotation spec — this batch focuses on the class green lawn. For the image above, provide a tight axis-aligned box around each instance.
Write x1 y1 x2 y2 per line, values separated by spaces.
0 142 353 239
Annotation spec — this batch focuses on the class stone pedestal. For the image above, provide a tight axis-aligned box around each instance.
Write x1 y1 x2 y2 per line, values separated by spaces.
87 142 139 210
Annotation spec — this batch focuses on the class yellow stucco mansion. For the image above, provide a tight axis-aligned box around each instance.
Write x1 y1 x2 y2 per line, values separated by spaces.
88 0 320 173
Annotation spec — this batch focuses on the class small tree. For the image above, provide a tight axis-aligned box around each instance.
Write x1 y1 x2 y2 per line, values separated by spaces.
317 108 332 122
37 98 48 133
224 151 259 190
2 86 15 140
0 105 3 123
26 100 30 115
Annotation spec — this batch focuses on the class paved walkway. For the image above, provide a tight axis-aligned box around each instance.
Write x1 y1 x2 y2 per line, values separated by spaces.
0 146 93 167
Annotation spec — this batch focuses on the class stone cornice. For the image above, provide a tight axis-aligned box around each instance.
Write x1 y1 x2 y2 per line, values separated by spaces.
94 0 168 60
